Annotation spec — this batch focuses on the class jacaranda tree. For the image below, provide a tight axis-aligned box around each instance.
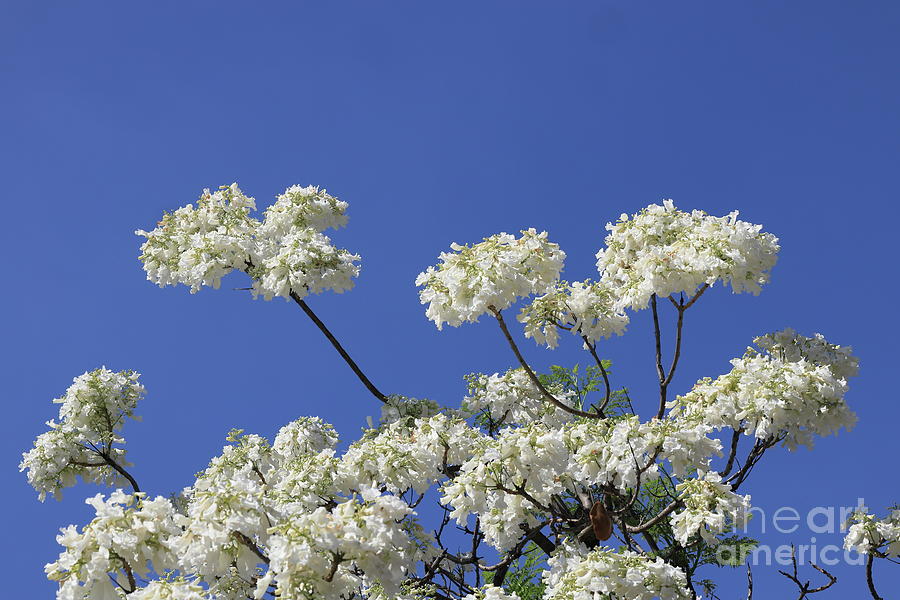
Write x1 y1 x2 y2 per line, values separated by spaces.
21 184 898 600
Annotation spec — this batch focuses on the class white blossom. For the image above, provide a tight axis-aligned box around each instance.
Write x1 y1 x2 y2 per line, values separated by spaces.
543 543 692 600
595 200 779 310
249 227 360 301
340 413 481 495
272 416 339 460
20 368 144 501
844 508 900 557
670 471 751 545
136 184 259 293
259 184 349 235
442 414 720 551
462 587 521 600
416 229 566 329
463 368 581 428
174 432 275 583
753 328 859 381
137 182 360 300
441 422 571 550
264 495 417 599
46 491 181 600
130 580 209 600
669 332 857 450
518 279 628 348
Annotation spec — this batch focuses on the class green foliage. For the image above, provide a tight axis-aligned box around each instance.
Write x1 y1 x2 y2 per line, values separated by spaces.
483 543 546 600
538 363 633 417
703 535 758 567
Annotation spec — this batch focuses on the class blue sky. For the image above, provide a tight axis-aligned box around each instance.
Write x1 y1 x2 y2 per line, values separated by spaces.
2 1 898 597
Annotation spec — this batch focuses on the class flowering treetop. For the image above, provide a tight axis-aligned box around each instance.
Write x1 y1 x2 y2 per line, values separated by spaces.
21 183 892 600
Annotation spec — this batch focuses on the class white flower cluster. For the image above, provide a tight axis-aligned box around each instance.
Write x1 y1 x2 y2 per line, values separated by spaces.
844 508 900 557
130 580 209 600
518 279 629 348
753 328 859 381
380 395 444 425
46 490 181 600
20 368 145 501
670 331 857 450
262 494 416 599
441 416 720 551
462 587 522 600
441 421 571 550
136 184 258 293
260 184 349 234
272 416 339 459
543 544 692 600
595 200 779 310
137 183 360 300
463 368 581 428
339 413 481 495
568 416 721 487
416 229 566 329
42 412 431 600
670 471 751 545
643 417 722 478
175 432 275 585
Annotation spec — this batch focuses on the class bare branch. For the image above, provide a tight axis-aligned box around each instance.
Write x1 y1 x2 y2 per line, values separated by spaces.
582 336 612 416
289 292 387 404
719 428 743 478
778 546 836 599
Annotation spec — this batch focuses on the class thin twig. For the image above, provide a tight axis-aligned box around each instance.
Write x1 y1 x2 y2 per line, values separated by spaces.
582 336 612 416
778 546 836 599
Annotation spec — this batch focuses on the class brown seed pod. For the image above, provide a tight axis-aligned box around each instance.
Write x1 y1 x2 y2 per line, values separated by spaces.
590 501 613 541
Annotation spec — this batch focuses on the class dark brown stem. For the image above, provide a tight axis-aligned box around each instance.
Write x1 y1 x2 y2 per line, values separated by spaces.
719 428 743 477
122 560 136 593
582 336 612 416
99 452 141 494
746 562 753 600
651 294 666 418
531 531 556 556
662 299 686 389
626 497 681 534
323 552 342 582
289 292 387 403
232 531 270 565
866 553 883 600
652 285 708 419
778 546 836 598
491 307 603 419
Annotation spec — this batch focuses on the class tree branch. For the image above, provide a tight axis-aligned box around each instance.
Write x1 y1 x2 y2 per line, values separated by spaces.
289 292 387 404
866 553 884 600
491 307 603 419
232 531 270 565
582 336 612 416
97 452 141 494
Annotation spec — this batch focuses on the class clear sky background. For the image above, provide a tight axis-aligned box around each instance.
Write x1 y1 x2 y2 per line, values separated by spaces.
2 2 898 597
